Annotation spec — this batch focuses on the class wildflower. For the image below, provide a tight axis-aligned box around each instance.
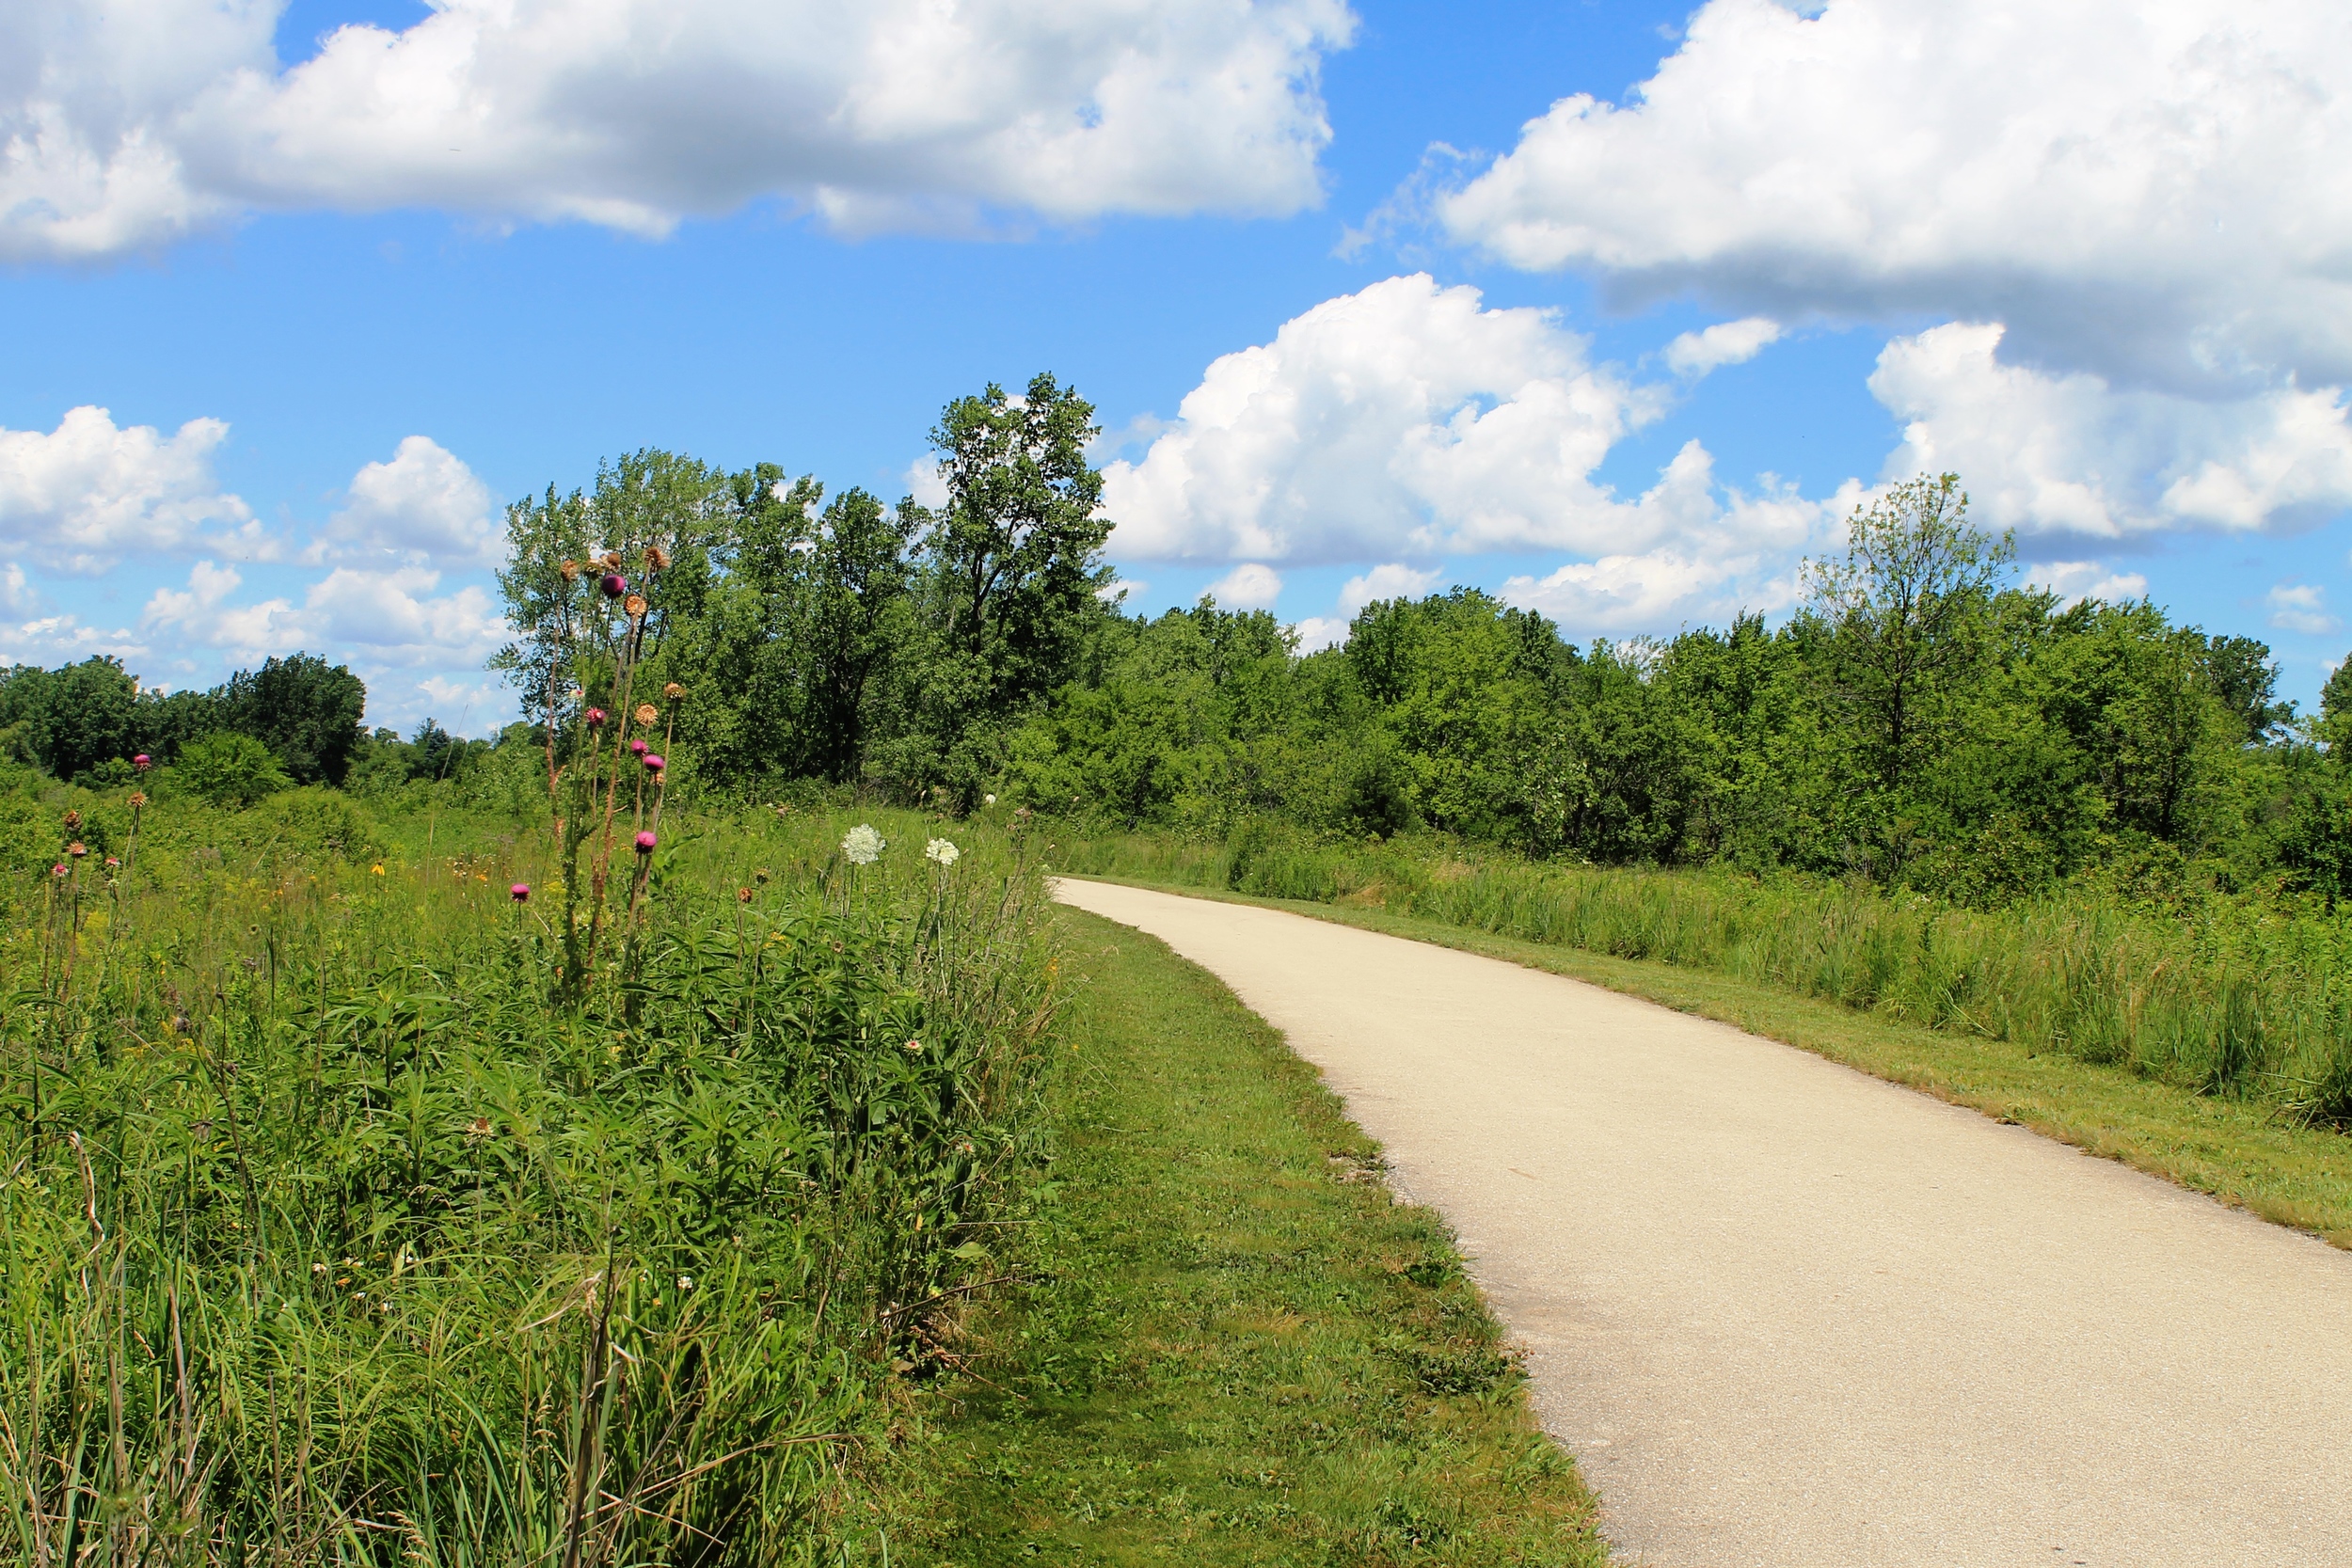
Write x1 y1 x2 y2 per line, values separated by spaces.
63 810 81 830
67 842 86 858
841 823 884 864
635 703 658 725
635 831 658 853
600 572 628 598
925 838 960 866
738 887 753 903
644 753 664 773
646 544 672 570
133 753 151 770
676 1273 692 1291
559 558 581 580
662 681 684 700
567 685 585 700
510 883 531 902
372 864 386 876
904 1038 923 1053
984 793 996 805
467 1116 493 1138
104 856 119 868
128 792 146 809
51 863 66 879
586 706 608 727
630 738 649 757
624 594 649 621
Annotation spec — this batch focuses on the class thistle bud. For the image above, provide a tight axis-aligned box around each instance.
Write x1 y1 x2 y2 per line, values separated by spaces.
585 707 607 727
51 863 66 879
634 703 658 725
133 754 151 769
644 753 664 773
600 573 628 598
630 738 649 757
635 831 657 853
510 883 531 902
623 594 649 621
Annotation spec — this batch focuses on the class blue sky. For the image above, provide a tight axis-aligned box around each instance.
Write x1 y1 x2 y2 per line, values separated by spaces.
7 0 2351 733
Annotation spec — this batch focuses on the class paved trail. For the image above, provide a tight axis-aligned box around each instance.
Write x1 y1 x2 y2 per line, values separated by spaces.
1054 880 2352 1568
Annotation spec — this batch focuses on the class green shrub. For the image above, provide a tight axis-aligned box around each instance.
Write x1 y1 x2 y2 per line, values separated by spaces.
170 730 294 809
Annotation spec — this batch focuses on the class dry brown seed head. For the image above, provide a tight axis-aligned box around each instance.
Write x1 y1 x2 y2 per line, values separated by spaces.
635 703 658 725
662 682 684 700
62 810 81 830
558 559 581 581
128 792 147 809
644 543 672 570
623 594 649 621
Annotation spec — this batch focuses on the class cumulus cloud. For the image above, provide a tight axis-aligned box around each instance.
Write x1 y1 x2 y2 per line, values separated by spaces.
1662 317 1781 378
1208 562 1282 610
1872 324 2352 539
1501 481 1830 634
5 0 1354 262
2024 561 2151 609
141 559 507 668
311 436 500 563
1438 0 2352 397
1337 562 1439 614
2267 583 2337 637
0 406 262 572
1103 274 1706 565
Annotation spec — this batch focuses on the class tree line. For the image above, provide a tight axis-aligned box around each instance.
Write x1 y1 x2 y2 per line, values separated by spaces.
8 374 2352 910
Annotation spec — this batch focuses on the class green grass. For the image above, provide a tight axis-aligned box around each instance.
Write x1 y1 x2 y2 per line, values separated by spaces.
1066 875 2352 1251
880 909 1609 1567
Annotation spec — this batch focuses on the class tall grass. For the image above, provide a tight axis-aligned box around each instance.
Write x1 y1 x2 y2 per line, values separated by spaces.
1 801 1059 1565
1050 822 2352 1131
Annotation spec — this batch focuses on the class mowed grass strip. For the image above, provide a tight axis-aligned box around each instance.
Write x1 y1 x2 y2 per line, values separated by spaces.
1073 877 2352 1250
888 908 1610 1567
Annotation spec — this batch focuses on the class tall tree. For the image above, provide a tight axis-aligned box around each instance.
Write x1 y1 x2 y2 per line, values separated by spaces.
215 653 368 784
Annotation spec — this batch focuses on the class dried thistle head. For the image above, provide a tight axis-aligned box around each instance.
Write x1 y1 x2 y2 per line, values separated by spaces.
128 791 147 809
623 594 649 621
601 549 625 570
635 703 659 726
644 543 672 571
62 810 81 830
662 682 684 701
558 558 582 581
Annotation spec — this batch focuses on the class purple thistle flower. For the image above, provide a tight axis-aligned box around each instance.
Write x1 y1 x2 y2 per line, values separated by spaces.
510 883 531 902
600 573 628 598
635 831 658 853
585 706 608 727
644 753 664 772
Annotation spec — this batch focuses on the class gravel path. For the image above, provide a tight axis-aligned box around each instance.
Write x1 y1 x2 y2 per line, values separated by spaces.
1054 879 2352 1568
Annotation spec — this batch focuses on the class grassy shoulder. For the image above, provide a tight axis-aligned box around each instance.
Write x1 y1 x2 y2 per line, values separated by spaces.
1062 875 2352 1251
882 907 1609 1566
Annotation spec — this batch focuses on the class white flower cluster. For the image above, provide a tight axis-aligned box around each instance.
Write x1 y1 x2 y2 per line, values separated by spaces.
925 837 961 866
841 823 884 864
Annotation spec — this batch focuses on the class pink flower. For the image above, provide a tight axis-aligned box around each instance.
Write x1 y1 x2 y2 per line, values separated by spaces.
643 753 664 772
629 738 648 756
634 831 658 853
600 573 628 598
132 753 151 769
51 864 66 878
510 883 531 902
585 707 608 727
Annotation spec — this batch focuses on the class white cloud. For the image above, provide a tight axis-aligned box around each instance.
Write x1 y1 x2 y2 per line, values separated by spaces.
1336 562 1439 616
2267 583 2337 637
1103 274 1706 564
0 406 262 572
1872 323 2352 538
1290 615 1349 651
1500 483 1829 634
1208 562 1282 610
2024 561 2151 609
1438 0 2352 398
901 455 950 511
0 610 146 667
5 0 1354 262
141 559 508 669
311 436 499 563
1662 317 1781 378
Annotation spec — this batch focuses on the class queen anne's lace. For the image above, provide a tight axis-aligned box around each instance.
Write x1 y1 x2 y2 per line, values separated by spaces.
841 824 885 864
925 838 961 865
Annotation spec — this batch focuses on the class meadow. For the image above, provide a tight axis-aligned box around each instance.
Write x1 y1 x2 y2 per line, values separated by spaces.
0 777 1060 1566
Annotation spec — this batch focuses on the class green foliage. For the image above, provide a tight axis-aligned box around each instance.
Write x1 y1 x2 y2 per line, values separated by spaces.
0 657 142 782
0 805 1060 1563
169 731 294 809
212 653 368 784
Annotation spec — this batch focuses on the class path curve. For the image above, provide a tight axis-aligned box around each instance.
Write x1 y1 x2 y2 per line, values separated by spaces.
1054 879 2352 1568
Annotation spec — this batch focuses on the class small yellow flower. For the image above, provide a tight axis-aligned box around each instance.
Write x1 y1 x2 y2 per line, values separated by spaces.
371 864 386 876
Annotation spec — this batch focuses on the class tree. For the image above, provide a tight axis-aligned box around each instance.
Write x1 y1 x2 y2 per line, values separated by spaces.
927 373 1115 713
1803 473 2015 794
0 657 142 781
215 654 368 784
174 732 294 809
